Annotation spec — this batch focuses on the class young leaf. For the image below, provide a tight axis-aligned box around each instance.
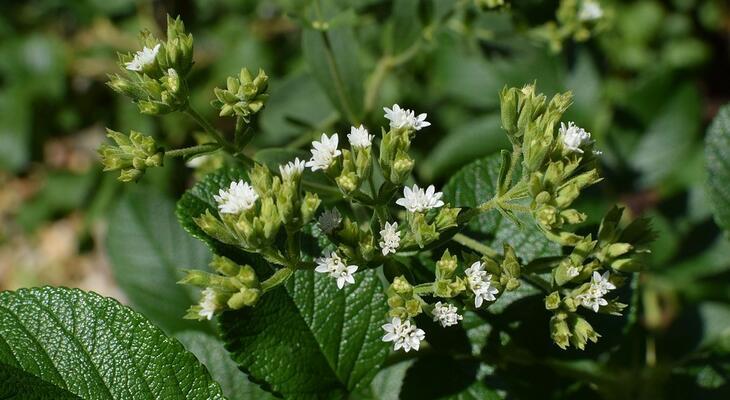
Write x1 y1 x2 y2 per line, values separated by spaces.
177 331 275 400
220 269 390 399
705 103 730 234
107 187 211 334
0 287 225 399
443 154 561 262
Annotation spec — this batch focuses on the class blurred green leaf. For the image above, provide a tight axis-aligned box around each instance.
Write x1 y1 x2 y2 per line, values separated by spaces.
17 171 96 230
631 84 701 188
420 114 509 181
302 2 365 123
107 187 212 334
705 103 730 234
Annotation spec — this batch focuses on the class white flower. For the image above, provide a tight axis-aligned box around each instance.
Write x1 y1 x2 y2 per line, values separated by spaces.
347 124 373 148
314 251 357 289
125 43 161 72
305 133 341 171
279 157 306 181
335 264 358 289
214 180 259 214
567 266 580 278
577 271 616 312
432 302 462 327
198 288 218 320
465 261 499 308
560 121 593 153
379 221 401 255
579 0 603 21
381 317 426 352
395 184 445 213
318 208 342 234
383 104 431 131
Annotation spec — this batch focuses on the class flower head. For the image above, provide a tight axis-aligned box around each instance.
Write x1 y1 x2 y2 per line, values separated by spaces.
395 184 445 213
125 43 161 72
279 157 306 181
214 180 259 214
433 302 462 327
379 221 401 255
382 317 426 352
579 0 603 21
198 288 218 320
347 124 373 148
465 261 499 308
560 121 593 153
383 104 431 131
305 133 341 171
318 208 342 234
577 271 616 312
314 251 358 289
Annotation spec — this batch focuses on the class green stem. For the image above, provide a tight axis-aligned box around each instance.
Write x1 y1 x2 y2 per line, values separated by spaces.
413 283 434 295
165 143 220 158
452 233 499 258
261 267 294 293
185 106 254 167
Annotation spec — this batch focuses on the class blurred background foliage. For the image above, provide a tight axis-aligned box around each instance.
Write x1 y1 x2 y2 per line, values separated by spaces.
1 0 729 398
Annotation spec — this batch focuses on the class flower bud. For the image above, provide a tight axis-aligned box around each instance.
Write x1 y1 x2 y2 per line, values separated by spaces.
436 250 458 279
434 207 460 231
391 276 413 296
195 210 238 244
98 129 164 182
569 316 600 350
211 68 269 122
227 288 261 309
550 313 572 350
499 86 519 137
300 192 321 224
211 255 240 276
391 151 414 184
405 299 422 316
545 291 561 310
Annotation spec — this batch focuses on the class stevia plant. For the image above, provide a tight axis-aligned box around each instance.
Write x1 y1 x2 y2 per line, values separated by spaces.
100 16 651 361
7 7 729 400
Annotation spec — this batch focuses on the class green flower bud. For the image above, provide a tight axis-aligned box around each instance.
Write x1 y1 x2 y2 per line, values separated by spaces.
237 264 259 287
408 213 438 248
391 276 413 296
550 313 572 350
98 129 164 182
336 172 358 194
536 205 559 228
353 146 372 180
545 291 561 310
554 258 580 286
198 213 236 246
227 288 261 309
607 243 633 258
436 249 458 279
500 86 519 137
388 295 405 309
300 192 321 223
210 255 240 276
611 257 642 272
434 207 460 231
259 197 280 240
163 15 194 75
560 209 587 225
391 151 414 184
569 316 600 350
405 299 422 316
211 68 269 121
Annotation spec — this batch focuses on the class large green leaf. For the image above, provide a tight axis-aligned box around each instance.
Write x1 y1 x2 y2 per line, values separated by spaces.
0 287 225 399
177 331 275 400
221 269 390 399
443 154 561 262
705 104 730 234
107 187 211 334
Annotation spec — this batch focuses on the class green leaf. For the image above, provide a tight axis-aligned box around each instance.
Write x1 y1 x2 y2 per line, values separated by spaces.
705 103 730 233
221 269 390 399
443 154 561 262
399 354 501 400
368 360 414 400
107 187 211 334
302 3 364 123
0 287 225 399
631 84 701 188
177 331 275 400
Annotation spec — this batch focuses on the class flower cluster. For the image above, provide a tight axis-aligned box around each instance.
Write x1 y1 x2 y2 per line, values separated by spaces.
100 21 653 358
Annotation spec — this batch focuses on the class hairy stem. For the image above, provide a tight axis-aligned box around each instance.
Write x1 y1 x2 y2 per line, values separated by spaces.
452 233 499 258
165 143 220 158
261 267 294 292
